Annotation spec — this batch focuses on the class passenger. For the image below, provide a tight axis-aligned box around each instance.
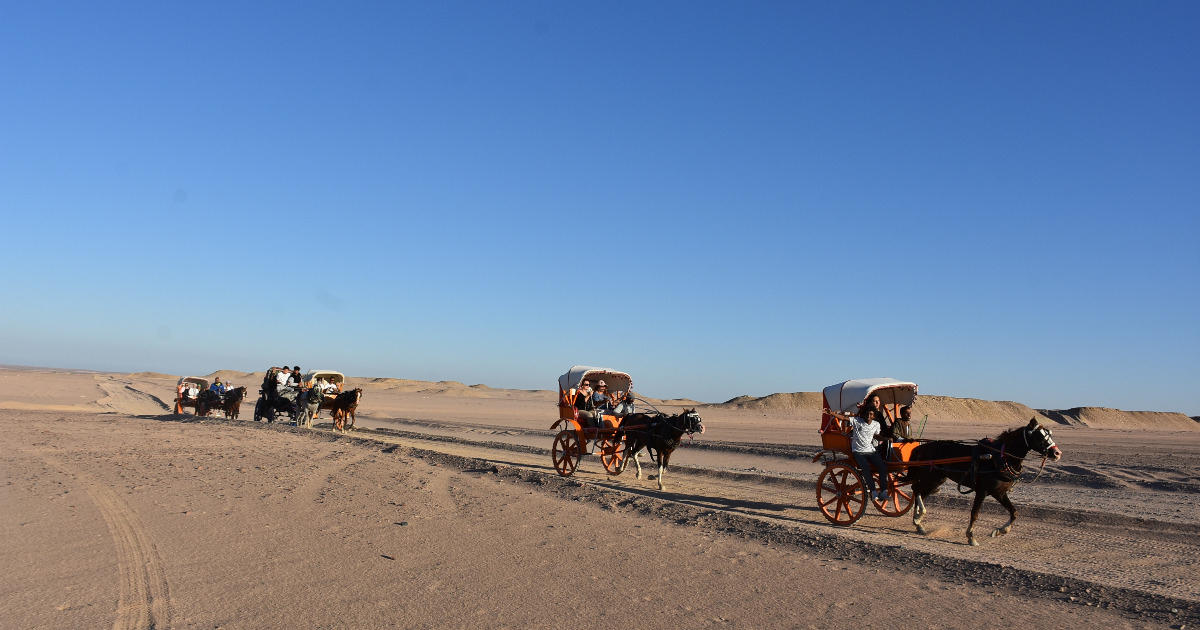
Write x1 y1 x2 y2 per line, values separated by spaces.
210 378 226 395
275 367 292 391
592 380 612 412
321 378 339 394
866 394 894 439
894 405 913 440
849 409 889 502
289 366 303 388
185 383 200 399
574 380 597 427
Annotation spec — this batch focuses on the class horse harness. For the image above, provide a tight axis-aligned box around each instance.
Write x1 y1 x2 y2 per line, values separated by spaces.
628 412 701 463
955 424 1056 492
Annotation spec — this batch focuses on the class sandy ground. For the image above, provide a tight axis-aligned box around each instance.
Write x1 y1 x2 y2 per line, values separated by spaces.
1 367 1197 629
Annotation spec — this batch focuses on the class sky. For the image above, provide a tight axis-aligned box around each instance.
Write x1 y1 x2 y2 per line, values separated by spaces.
1 2 1197 414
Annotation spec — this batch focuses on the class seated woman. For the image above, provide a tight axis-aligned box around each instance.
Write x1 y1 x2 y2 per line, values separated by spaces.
573 380 597 427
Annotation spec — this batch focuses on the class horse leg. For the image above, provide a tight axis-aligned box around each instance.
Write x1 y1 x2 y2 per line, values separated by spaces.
657 451 672 491
913 494 928 535
966 491 987 546
631 448 643 480
990 491 1018 538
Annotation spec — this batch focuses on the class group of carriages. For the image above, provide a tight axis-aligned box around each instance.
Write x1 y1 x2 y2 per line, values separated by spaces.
549 368 1062 545
173 369 363 432
180 362 1063 543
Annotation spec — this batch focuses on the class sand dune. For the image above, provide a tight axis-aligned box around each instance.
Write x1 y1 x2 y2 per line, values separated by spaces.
1 365 1194 430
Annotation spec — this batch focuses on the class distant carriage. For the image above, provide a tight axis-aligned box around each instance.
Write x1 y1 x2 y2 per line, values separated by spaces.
173 377 209 414
815 378 1062 545
252 367 301 423
303 370 362 432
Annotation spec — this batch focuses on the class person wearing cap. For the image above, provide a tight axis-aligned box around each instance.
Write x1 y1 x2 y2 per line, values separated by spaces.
592 380 612 412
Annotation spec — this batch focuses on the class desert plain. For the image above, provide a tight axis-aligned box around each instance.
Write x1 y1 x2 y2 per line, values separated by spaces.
1 365 1197 629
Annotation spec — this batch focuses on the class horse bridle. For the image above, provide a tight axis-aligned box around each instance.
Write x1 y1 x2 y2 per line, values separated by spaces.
1024 425 1056 455
657 411 703 435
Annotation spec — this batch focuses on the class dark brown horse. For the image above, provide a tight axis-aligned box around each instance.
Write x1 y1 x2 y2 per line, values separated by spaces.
622 409 703 491
221 387 247 420
908 418 1062 546
329 388 363 432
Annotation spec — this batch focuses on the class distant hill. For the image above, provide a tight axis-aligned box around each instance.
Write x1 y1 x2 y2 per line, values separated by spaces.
104 367 1198 430
702 390 1199 430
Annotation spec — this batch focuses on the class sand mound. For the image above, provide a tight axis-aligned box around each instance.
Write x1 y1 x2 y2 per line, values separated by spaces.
206 369 256 382
709 392 823 412
1040 407 1198 430
96 381 172 415
126 371 175 379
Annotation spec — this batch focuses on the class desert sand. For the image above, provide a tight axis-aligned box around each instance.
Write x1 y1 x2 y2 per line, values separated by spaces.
1 365 1197 629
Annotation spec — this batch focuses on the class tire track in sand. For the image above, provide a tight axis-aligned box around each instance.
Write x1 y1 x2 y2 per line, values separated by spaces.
42 456 172 630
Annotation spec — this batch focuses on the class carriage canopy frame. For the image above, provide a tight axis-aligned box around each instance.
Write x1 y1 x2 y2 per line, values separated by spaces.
557 365 632 399
820 377 918 434
303 370 345 391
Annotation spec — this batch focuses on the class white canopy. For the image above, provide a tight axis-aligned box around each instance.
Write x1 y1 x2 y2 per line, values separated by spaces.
303 370 344 386
558 365 632 395
177 376 210 389
822 378 918 415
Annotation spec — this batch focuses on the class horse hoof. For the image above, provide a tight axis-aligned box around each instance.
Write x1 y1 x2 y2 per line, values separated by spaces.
968 537 979 547
916 526 928 536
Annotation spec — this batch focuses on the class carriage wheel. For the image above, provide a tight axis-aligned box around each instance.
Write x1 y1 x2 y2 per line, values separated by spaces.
253 399 266 422
599 434 627 476
551 430 582 477
196 401 207 417
173 401 183 414
817 462 867 526
872 471 915 517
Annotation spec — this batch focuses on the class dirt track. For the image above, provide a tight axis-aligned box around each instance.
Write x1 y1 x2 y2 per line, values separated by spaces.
219 410 1194 625
3 403 1197 628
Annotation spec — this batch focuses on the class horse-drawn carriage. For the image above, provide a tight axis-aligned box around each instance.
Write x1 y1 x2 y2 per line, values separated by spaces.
252 367 301 423
301 370 363 431
196 383 247 418
173 376 209 414
550 366 703 489
815 377 1063 546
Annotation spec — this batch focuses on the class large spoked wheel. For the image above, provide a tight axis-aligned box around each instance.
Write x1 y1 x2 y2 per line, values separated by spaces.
173 400 183 414
872 471 915 517
817 462 867 526
195 401 208 417
599 433 627 476
253 399 266 422
551 430 582 477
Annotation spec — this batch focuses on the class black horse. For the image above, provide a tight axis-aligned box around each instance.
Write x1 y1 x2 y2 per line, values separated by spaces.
622 409 703 491
908 418 1062 546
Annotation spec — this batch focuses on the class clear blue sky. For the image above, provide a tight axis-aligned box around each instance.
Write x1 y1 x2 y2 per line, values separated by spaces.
2 2 1197 414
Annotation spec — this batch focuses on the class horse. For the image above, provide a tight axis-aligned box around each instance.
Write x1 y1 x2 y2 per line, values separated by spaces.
622 409 704 491
329 388 363 432
907 418 1062 546
221 387 247 420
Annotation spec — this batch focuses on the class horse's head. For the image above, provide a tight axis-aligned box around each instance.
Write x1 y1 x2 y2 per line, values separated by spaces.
681 408 704 435
1025 418 1062 461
